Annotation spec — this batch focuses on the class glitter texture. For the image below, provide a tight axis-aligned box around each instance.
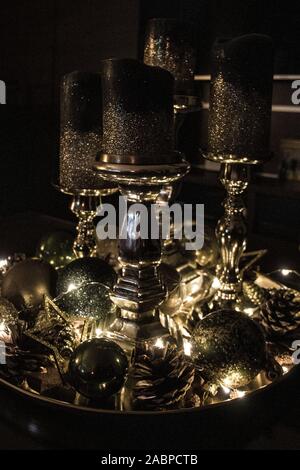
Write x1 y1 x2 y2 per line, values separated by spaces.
60 129 102 190
59 71 103 191
0 298 19 326
208 35 273 163
144 18 196 94
56 257 116 296
192 309 266 389
100 59 175 161
103 104 174 158
56 282 117 326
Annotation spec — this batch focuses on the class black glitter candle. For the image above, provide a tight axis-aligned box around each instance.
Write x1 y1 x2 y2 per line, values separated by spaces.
207 34 273 164
99 58 175 164
59 71 103 190
144 18 196 96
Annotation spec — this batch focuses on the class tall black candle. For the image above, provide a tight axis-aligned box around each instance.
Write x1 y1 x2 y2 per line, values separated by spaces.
207 34 273 164
60 71 102 190
99 58 175 164
144 18 196 95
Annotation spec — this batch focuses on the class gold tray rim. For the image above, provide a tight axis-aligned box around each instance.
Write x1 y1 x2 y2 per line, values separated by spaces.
0 363 297 417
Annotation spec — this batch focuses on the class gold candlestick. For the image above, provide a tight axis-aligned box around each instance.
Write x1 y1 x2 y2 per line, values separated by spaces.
213 163 249 307
56 186 116 259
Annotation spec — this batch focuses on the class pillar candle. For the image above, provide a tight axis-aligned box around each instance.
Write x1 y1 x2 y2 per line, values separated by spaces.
208 34 273 164
59 71 102 190
100 58 175 164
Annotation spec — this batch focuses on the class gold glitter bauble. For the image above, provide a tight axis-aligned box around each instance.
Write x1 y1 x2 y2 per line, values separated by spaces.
192 309 266 389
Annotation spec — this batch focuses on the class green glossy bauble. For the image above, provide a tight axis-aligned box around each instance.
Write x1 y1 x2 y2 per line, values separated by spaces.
68 338 128 399
192 309 266 389
36 231 75 270
56 282 117 326
2 259 57 312
56 257 116 296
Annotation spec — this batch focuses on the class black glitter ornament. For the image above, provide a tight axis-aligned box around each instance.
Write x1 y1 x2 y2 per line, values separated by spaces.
144 18 196 95
192 309 266 389
56 282 117 326
68 338 128 399
99 58 175 164
56 257 116 296
2 259 57 313
208 34 273 163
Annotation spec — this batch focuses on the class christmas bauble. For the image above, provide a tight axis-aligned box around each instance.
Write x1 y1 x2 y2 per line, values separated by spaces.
56 282 116 327
192 309 266 389
56 257 116 296
36 231 75 270
68 338 128 399
2 259 57 312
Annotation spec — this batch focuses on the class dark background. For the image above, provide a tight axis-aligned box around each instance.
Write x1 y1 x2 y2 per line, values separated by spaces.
0 1 300 450
0 0 300 218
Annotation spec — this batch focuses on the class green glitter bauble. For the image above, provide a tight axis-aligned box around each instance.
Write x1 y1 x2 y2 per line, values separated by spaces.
56 282 117 327
36 231 75 270
192 309 266 389
56 257 116 296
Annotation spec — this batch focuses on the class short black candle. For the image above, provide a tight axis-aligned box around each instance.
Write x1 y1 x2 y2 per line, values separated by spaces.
208 34 273 164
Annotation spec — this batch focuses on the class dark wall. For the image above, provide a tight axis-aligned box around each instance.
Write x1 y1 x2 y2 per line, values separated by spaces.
1 0 300 218
140 0 300 73
0 0 140 217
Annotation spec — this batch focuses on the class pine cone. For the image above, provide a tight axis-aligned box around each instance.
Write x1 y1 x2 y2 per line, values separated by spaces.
129 342 194 411
1 344 52 380
260 289 300 337
38 323 75 358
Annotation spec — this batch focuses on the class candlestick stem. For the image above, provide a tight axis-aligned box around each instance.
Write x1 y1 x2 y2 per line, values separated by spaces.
214 163 249 306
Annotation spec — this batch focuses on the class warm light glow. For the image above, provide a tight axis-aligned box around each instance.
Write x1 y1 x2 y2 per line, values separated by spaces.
229 389 247 399
281 269 291 276
0 259 8 270
282 366 289 374
95 328 103 338
222 377 233 388
154 338 165 349
67 283 77 292
221 385 231 394
212 277 221 289
183 338 192 357
244 307 255 317
235 390 246 398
